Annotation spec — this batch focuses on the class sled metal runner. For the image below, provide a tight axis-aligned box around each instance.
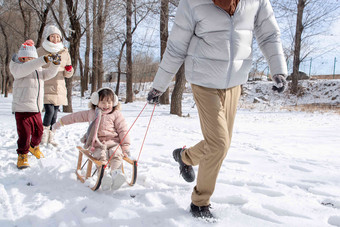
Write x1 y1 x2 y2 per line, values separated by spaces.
76 146 137 191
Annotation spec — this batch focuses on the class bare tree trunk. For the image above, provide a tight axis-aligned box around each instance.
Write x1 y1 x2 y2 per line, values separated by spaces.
159 0 169 105
78 54 84 95
116 41 126 96
91 0 99 93
0 23 12 97
291 0 305 94
0 55 4 94
96 0 110 90
1 65 4 94
82 0 90 96
58 0 67 109
19 0 30 40
170 64 185 116
97 0 104 90
168 0 185 114
125 0 133 103
62 0 82 112
59 0 64 26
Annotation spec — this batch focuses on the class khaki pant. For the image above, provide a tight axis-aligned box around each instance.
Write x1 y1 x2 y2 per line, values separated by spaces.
182 84 241 206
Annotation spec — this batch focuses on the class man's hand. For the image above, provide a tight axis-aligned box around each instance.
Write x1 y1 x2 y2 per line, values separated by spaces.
147 88 163 104
272 74 287 93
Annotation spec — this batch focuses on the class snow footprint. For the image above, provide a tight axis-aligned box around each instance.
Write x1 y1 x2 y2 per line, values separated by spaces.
289 165 312 172
321 198 340 209
262 204 310 219
250 188 284 197
226 159 250 165
328 216 340 227
212 195 248 206
144 191 177 207
0 184 14 220
240 205 282 224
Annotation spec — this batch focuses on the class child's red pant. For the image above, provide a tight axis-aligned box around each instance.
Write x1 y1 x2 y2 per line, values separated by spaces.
15 112 43 154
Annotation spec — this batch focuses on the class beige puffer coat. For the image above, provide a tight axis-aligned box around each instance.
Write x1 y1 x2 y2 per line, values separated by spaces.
10 55 60 113
37 47 74 106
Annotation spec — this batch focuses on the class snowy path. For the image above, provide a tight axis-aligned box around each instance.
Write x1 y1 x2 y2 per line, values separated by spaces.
1 94 340 227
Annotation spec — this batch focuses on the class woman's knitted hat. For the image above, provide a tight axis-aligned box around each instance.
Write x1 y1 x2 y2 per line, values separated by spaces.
44 25 62 39
17 40 38 58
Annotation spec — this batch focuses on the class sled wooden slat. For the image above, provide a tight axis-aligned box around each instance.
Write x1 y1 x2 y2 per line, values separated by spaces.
76 146 137 190
77 146 105 166
122 156 138 186
77 151 83 171
86 160 93 179
76 146 105 190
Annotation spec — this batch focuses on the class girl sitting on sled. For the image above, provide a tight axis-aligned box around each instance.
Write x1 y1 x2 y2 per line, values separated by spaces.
52 87 130 190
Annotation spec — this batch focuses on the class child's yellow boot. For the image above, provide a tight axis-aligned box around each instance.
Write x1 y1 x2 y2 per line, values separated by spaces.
17 154 30 169
29 145 44 159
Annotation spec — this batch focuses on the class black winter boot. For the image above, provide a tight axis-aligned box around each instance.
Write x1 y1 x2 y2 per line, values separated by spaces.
173 147 195 182
190 203 214 220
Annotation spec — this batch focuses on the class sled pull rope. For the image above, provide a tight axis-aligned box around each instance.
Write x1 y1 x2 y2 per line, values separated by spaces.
104 102 156 169
137 102 156 162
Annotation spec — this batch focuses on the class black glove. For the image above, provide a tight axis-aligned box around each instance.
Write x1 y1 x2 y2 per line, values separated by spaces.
272 74 287 93
147 88 163 104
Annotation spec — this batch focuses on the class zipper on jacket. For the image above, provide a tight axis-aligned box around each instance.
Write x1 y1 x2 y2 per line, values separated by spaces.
212 1 238 87
226 17 235 87
35 70 40 112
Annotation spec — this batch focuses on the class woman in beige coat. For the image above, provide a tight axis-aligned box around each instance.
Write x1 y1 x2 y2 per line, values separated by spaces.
37 25 74 146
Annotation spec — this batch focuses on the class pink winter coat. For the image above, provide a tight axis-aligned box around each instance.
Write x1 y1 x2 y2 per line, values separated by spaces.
60 109 130 152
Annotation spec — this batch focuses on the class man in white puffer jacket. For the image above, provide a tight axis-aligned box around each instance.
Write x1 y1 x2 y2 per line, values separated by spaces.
147 0 287 220
10 40 60 169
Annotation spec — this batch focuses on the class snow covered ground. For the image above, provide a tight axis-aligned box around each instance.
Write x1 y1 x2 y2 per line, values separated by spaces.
1 81 340 227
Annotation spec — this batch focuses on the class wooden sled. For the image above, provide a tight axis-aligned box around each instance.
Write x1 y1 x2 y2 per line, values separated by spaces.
76 146 137 191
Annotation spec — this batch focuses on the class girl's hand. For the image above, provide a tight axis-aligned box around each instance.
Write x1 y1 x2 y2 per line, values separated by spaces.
123 150 130 157
52 120 63 132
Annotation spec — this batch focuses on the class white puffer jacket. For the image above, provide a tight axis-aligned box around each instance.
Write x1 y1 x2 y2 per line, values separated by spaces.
153 0 287 92
10 55 60 113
